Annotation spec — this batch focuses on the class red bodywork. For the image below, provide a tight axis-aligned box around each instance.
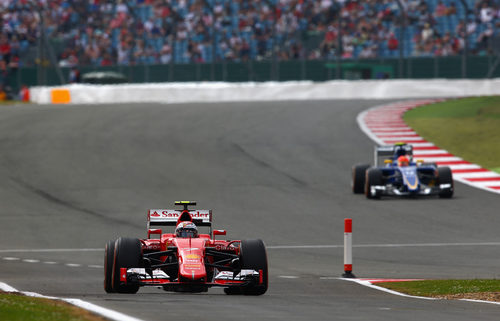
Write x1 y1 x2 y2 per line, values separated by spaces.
119 208 262 291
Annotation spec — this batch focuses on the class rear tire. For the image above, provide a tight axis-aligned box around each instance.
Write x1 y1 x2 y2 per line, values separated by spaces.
352 164 369 194
112 237 142 294
365 168 383 199
437 166 454 198
104 240 116 293
238 239 268 295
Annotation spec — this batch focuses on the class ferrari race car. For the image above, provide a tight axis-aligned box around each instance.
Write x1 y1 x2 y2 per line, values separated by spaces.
104 201 268 295
351 143 454 199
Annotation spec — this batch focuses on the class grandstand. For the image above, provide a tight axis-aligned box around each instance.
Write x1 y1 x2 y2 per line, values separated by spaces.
1 0 498 69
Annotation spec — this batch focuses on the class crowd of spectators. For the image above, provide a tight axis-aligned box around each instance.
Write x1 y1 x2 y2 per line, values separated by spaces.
0 0 499 69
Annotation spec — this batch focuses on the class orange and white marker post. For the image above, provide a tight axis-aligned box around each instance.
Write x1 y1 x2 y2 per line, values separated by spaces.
342 218 355 278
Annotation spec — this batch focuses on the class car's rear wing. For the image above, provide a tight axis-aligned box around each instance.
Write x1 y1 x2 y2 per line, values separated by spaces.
374 143 413 166
147 209 212 228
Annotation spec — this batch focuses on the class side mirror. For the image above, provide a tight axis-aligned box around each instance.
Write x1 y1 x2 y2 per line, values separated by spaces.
213 230 226 237
384 159 392 164
148 229 162 238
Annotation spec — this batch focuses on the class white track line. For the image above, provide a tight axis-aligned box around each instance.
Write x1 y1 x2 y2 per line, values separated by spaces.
2 242 500 254
267 242 500 249
341 278 437 300
0 248 102 253
65 263 82 267
88 264 104 269
341 278 500 306
0 282 145 321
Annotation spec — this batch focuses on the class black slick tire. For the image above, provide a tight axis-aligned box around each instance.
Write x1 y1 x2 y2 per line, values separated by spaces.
238 239 268 295
437 166 454 198
112 237 142 294
104 239 116 293
352 164 369 194
365 168 383 199
223 287 242 295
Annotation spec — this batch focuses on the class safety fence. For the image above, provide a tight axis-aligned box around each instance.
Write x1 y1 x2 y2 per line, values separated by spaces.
5 55 500 95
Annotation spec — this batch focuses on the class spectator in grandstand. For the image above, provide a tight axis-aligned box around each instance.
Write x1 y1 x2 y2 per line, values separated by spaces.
1 0 497 69
455 20 466 38
387 32 399 52
187 40 204 63
421 23 434 43
239 39 250 61
434 32 453 56
476 23 494 54
101 52 115 66
69 67 80 83
117 42 132 65
159 43 172 64
434 1 448 17
132 39 146 64
446 2 457 16
359 44 377 58
479 2 495 24
466 19 477 37
0 34 11 66
414 1 434 28
320 25 338 59
342 42 354 59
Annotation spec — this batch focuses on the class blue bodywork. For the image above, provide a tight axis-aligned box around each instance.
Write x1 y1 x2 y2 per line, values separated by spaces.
379 160 436 195
371 143 445 197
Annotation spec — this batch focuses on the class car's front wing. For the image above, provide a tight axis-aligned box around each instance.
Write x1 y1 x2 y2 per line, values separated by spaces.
369 183 452 197
119 268 263 288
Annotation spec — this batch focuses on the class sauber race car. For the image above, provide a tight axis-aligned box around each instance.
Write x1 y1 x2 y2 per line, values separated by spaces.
351 143 453 199
104 201 268 295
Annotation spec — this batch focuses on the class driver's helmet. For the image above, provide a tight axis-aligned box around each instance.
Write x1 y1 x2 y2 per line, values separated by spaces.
175 221 198 238
397 155 410 167
394 145 407 157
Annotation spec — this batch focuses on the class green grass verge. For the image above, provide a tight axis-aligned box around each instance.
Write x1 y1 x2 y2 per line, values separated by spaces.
0 100 21 105
0 293 106 321
376 280 500 297
404 96 500 173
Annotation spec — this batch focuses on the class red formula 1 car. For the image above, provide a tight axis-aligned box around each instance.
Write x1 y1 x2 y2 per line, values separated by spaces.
104 201 268 295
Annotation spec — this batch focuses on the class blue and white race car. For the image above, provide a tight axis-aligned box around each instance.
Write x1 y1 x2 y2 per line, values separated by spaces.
352 143 453 199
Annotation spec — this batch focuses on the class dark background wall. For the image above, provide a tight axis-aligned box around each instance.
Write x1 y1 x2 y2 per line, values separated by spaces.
5 55 500 93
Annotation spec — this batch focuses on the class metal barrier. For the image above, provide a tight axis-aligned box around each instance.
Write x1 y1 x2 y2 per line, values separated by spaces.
4 56 498 92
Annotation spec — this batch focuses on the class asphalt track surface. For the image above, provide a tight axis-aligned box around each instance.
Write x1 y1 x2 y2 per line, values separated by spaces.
0 100 499 321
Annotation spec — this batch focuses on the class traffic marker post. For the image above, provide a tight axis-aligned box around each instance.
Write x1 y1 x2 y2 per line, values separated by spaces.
342 218 355 278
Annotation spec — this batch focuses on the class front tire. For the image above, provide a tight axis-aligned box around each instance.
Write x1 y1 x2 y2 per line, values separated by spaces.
238 239 268 295
224 287 242 295
104 240 116 293
112 237 142 294
365 168 383 199
437 166 454 198
352 164 369 194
